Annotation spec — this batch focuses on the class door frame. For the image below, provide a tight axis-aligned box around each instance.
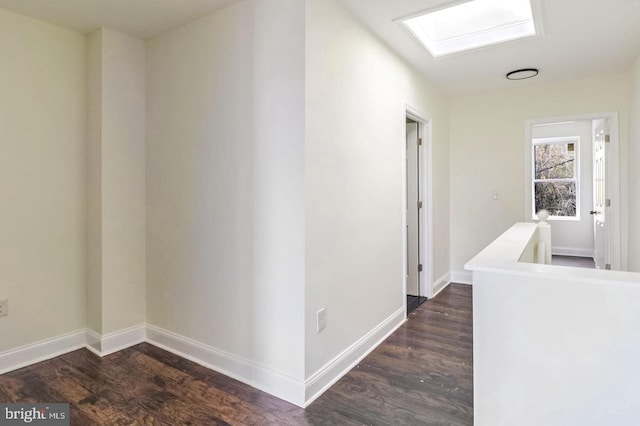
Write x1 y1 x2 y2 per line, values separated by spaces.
524 111 622 270
402 104 433 315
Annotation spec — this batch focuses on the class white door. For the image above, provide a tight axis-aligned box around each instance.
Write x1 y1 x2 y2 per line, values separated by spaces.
592 119 610 269
406 121 420 297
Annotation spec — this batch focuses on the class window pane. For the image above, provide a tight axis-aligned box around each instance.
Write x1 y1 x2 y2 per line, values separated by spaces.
534 182 576 217
535 143 575 179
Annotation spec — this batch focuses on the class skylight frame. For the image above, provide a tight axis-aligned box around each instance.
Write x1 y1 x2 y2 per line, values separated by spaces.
399 0 543 58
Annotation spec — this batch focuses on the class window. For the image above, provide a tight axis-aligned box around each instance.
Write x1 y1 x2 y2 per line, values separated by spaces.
532 137 579 219
401 0 540 57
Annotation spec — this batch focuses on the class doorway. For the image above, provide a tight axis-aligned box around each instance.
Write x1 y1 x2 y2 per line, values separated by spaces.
405 116 427 313
525 112 622 270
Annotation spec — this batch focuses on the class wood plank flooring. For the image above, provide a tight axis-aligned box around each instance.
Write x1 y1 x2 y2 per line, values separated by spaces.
0 284 472 425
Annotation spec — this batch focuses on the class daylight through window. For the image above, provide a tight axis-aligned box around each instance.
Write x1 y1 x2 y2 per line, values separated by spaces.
532 138 579 218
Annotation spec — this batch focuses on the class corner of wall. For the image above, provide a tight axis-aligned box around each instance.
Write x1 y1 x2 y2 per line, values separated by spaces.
303 307 405 407
628 52 640 272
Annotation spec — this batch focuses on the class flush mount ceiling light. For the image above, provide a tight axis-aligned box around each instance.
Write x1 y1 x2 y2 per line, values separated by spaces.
506 68 539 80
401 0 541 58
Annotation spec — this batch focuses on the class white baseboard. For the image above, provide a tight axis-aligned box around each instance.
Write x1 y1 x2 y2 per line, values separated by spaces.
0 330 86 375
1 324 146 375
304 306 406 407
85 329 102 356
101 324 146 356
451 270 473 285
85 324 146 357
552 247 594 258
431 273 451 298
146 324 305 407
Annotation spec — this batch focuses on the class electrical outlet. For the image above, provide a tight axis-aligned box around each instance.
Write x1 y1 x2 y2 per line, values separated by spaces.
317 308 326 332
0 298 7 317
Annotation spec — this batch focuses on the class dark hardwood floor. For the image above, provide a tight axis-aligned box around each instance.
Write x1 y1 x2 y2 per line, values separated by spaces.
0 284 473 425
406 294 428 314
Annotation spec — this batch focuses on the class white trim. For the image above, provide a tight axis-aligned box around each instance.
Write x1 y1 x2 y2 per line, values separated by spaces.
85 328 102 356
0 325 305 407
84 324 146 357
304 306 406 407
552 247 594 258
423 119 434 298
451 270 473 285
145 324 305 407
0 330 86 375
100 324 146 356
404 104 434 301
0 325 147 375
606 114 622 270
401 111 409 319
431 272 451 298
541 216 581 222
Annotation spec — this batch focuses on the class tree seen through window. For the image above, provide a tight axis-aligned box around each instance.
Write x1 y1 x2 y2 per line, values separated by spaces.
533 140 577 217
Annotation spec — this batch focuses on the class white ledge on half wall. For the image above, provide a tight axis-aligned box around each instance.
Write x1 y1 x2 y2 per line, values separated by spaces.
465 222 639 287
464 222 640 426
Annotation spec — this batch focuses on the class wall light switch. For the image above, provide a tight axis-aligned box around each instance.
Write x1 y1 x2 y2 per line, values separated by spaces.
492 190 499 200
317 308 326 332
0 298 8 317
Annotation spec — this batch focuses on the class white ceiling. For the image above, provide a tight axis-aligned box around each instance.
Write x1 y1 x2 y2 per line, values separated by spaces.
0 0 638 94
341 0 640 94
0 0 238 39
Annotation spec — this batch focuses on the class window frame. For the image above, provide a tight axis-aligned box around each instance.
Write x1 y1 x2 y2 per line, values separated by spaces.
531 136 580 221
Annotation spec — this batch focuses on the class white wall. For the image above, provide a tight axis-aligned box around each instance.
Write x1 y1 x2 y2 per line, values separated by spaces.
251 0 305 384
475 270 640 426
629 53 640 272
87 28 146 336
87 30 103 334
148 0 448 403
469 224 640 426
531 121 594 256
0 9 87 351
305 0 450 379
100 29 147 334
146 0 305 394
450 74 630 277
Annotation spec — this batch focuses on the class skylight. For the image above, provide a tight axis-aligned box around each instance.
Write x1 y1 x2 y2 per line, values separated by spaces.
402 0 539 58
